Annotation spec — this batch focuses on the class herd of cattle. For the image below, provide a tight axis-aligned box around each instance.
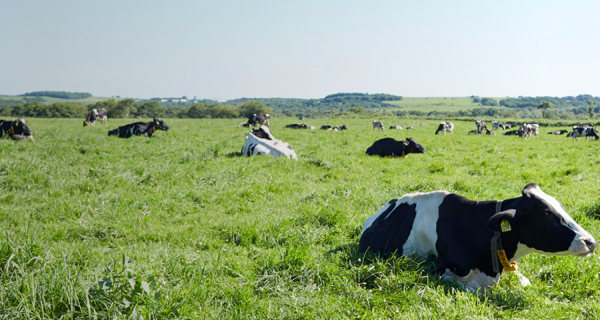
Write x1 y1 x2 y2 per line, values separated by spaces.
1 111 597 292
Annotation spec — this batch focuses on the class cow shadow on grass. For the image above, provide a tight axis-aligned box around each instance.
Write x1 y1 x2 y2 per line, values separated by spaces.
328 243 530 311
584 203 600 221
225 151 243 158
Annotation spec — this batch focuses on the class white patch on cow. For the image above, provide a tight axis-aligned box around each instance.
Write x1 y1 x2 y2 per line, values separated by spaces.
525 185 595 256
241 126 297 160
401 191 449 257
361 201 397 233
442 268 500 291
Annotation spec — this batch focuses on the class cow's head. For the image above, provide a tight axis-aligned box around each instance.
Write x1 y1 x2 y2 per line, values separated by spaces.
83 120 89 127
12 118 32 137
154 118 169 131
404 138 426 154
250 126 274 140
489 183 596 259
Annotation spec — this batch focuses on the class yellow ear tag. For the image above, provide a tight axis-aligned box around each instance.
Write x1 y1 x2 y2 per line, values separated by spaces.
501 220 511 232
497 250 518 272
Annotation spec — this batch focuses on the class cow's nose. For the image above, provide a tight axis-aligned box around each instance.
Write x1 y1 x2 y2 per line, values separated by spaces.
584 239 597 253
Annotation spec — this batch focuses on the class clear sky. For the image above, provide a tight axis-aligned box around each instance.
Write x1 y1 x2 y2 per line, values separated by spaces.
1 0 599 100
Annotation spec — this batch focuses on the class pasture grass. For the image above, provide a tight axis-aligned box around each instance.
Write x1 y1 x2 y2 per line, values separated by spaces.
1 118 600 319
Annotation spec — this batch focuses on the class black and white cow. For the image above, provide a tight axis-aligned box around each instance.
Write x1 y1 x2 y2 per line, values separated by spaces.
245 114 271 127
569 126 599 141
468 130 482 134
475 121 487 133
241 126 297 159
0 118 34 141
359 183 596 291
332 125 348 131
503 129 524 137
320 124 332 130
373 121 385 130
389 126 403 130
504 124 514 130
548 130 569 135
485 128 496 135
108 118 169 138
406 126 414 130
435 122 454 135
285 123 309 129
83 108 108 127
522 123 539 139
492 121 504 130
365 138 426 157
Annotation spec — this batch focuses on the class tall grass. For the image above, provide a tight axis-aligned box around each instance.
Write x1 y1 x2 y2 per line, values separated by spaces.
0 118 599 318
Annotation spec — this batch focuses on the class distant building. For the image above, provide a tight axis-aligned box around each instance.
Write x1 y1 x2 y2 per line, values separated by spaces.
180 99 188 103
160 99 168 102
170 99 180 103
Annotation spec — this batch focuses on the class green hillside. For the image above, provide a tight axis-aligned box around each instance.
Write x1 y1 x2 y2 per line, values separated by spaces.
383 97 505 112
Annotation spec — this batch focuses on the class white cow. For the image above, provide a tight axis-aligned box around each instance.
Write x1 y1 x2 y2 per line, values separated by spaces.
241 126 297 160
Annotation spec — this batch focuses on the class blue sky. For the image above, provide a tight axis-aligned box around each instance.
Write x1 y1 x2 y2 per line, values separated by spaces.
1 0 599 100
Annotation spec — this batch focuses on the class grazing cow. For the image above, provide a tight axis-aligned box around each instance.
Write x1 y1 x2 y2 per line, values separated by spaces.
522 123 539 138
83 108 108 127
365 138 426 157
359 183 596 291
241 126 297 160
485 128 496 135
475 121 487 133
0 118 34 141
389 126 403 130
492 121 504 130
569 126 599 141
108 118 169 138
406 126 414 130
372 121 385 130
468 130 482 134
245 114 271 127
435 122 454 135
503 129 524 137
285 123 309 129
548 130 568 135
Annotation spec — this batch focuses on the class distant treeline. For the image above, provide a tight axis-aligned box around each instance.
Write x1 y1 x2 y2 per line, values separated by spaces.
20 91 93 99
0 99 272 119
1 93 599 120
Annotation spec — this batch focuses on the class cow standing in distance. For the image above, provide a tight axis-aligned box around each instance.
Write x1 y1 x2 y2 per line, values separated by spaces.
245 114 270 127
241 126 297 159
108 118 169 138
83 108 108 127
0 118 34 141
435 122 454 135
492 121 504 130
359 183 596 291
522 123 540 139
372 121 384 130
568 126 599 141
365 138 425 157
475 121 487 133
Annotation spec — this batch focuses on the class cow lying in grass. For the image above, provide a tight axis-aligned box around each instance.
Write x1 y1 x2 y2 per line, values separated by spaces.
242 126 297 160
365 138 425 157
359 183 596 291
0 118 34 141
108 118 169 138
548 130 568 135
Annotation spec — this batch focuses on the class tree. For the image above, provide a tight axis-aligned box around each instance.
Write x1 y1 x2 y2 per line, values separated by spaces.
134 101 166 118
237 101 272 118
107 99 138 118
588 99 594 119
538 101 554 109
187 103 210 118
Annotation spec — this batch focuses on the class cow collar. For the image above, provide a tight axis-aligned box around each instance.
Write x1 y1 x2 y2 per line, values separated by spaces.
491 200 518 274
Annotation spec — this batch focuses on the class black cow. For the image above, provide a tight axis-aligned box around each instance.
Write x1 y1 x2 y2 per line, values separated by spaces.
320 124 332 130
0 118 34 141
285 123 308 129
246 114 270 127
548 130 568 135
359 183 596 291
83 108 108 127
108 118 169 138
365 138 426 157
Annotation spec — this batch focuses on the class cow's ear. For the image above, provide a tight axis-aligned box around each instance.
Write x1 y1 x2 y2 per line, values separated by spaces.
488 209 518 232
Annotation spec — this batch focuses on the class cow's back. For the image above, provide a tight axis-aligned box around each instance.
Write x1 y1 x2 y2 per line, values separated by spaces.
359 191 449 257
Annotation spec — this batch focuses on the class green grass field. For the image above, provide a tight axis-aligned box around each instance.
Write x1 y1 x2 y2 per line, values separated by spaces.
1 118 600 319
385 97 505 112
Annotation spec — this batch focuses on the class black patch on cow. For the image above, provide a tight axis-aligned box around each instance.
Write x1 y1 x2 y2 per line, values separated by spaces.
359 200 418 253
435 194 515 277
249 143 257 156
